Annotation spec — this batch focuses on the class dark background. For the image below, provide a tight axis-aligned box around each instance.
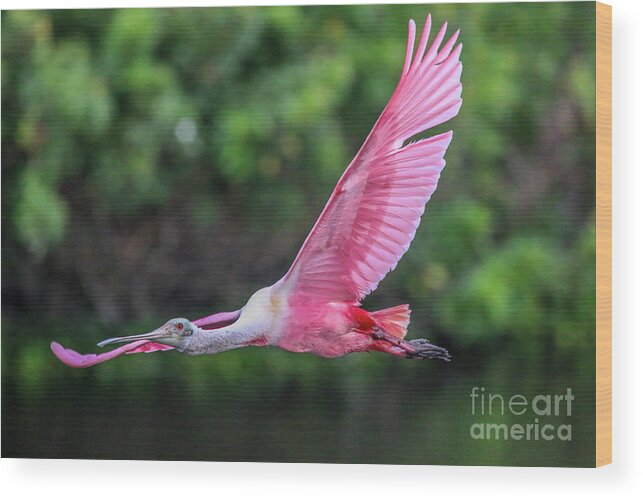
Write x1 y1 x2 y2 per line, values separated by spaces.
2 3 596 465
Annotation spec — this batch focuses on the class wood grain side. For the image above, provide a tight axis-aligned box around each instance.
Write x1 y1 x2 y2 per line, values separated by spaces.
595 1 612 468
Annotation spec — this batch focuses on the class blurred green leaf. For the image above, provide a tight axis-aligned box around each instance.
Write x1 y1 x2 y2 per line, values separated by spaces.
14 169 68 259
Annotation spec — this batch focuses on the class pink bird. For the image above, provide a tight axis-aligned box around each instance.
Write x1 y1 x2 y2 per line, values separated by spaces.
51 14 462 368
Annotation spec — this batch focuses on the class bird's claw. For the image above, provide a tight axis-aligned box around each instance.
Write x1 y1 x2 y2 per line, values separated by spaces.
406 339 451 361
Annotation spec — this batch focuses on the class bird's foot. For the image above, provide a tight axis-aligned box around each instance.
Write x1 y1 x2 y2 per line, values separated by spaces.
405 339 451 361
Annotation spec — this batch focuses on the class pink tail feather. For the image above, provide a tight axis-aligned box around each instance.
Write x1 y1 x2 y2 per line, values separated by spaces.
372 304 411 339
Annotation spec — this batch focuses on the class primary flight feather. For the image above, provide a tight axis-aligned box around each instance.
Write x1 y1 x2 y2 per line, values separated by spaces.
52 13 463 368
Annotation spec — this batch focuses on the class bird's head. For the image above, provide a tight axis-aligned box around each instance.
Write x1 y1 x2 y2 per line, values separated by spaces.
50 317 205 368
97 317 197 349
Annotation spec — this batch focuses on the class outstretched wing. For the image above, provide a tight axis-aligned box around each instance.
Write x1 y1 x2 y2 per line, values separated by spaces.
275 14 462 304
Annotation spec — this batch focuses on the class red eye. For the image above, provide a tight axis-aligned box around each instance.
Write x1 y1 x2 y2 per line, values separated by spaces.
177 323 184 331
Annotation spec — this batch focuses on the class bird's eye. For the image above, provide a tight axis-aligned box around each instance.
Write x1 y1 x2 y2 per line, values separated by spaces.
176 323 184 331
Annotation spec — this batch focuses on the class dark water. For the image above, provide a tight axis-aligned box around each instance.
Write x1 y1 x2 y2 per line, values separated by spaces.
2 322 595 466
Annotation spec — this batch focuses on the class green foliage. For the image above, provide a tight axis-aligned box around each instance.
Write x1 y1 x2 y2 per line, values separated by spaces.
14 168 68 259
2 4 596 355
440 236 568 342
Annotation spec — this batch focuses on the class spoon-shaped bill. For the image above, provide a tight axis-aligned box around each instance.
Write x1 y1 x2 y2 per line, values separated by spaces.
50 340 149 368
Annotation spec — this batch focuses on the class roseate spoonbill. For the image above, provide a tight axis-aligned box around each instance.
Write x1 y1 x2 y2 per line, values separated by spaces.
51 14 462 368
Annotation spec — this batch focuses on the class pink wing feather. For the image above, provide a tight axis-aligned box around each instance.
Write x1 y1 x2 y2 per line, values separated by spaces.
276 15 462 303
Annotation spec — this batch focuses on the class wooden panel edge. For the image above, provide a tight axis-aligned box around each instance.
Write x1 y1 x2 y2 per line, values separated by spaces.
595 0 612 468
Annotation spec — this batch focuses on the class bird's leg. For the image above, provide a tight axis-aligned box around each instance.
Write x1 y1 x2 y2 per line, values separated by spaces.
371 327 416 354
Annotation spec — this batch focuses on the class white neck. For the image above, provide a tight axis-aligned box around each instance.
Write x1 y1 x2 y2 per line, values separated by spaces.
179 324 261 355
180 286 278 355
